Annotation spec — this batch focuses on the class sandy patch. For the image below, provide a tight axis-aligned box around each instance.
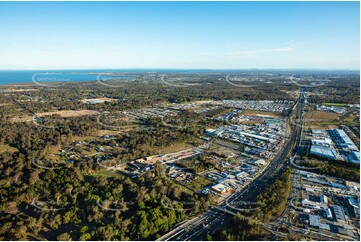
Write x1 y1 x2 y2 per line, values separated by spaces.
81 98 117 104
11 109 100 123
36 110 100 117
193 100 213 104
241 110 281 118
2 88 38 92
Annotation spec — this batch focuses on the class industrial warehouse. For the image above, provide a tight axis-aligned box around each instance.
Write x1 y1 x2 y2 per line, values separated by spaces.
309 129 360 163
297 170 359 240
205 115 286 159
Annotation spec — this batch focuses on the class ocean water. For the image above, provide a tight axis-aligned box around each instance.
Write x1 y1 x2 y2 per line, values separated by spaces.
0 70 133 85
0 69 221 85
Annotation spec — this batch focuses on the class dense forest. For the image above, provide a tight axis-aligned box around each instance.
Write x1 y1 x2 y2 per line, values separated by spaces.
252 168 293 222
309 76 360 104
0 113 219 240
299 158 360 182
0 161 214 240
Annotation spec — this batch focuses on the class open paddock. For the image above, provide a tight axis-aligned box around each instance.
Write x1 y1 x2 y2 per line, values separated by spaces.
306 111 339 121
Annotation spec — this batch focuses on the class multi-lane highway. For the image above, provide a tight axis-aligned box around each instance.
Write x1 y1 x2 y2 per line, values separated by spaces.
158 89 306 241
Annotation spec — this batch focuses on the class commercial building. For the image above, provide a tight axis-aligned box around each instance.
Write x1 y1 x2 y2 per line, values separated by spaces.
302 198 327 209
204 128 224 137
347 151 360 164
320 194 328 204
310 143 337 160
312 129 328 138
213 129 225 137
309 214 321 228
310 138 336 159
237 131 271 142
329 129 358 152
347 196 360 220
317 105 346 114
211 183 233 194
252 159 266 166
309 214 331 230
324 207 333 220
205 129 216 136
311 138 332 145
309 129 360 162
309 214 329 230
331 205 347 223
348 196 360 209
319 223 331 231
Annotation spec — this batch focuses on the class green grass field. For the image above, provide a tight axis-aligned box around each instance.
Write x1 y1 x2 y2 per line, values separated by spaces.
156 141 195 154
90 170 124 178
184 176 213 191
305 113 358 127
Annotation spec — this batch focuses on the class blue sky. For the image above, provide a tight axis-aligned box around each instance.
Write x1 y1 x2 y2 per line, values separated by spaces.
0 1 359 70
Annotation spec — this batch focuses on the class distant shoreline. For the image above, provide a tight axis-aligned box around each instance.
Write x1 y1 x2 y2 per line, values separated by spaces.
0 69 359 86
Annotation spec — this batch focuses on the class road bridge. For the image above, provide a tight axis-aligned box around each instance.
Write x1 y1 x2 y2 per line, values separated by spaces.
211 205 236 216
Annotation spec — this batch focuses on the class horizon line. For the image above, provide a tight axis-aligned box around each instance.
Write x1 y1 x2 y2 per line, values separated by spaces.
0 68 359 71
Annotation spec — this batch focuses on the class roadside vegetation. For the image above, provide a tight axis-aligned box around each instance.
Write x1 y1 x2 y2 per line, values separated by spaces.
253 168 293 222
299 158 360 182
207 213 268 241
208 168 293 240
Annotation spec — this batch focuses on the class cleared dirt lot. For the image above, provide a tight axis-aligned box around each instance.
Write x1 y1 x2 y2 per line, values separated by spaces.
240 110 281 118
36 110 100 117
2 88 38 92
306 111 338 121
81 97 117 103
11 110 100 122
